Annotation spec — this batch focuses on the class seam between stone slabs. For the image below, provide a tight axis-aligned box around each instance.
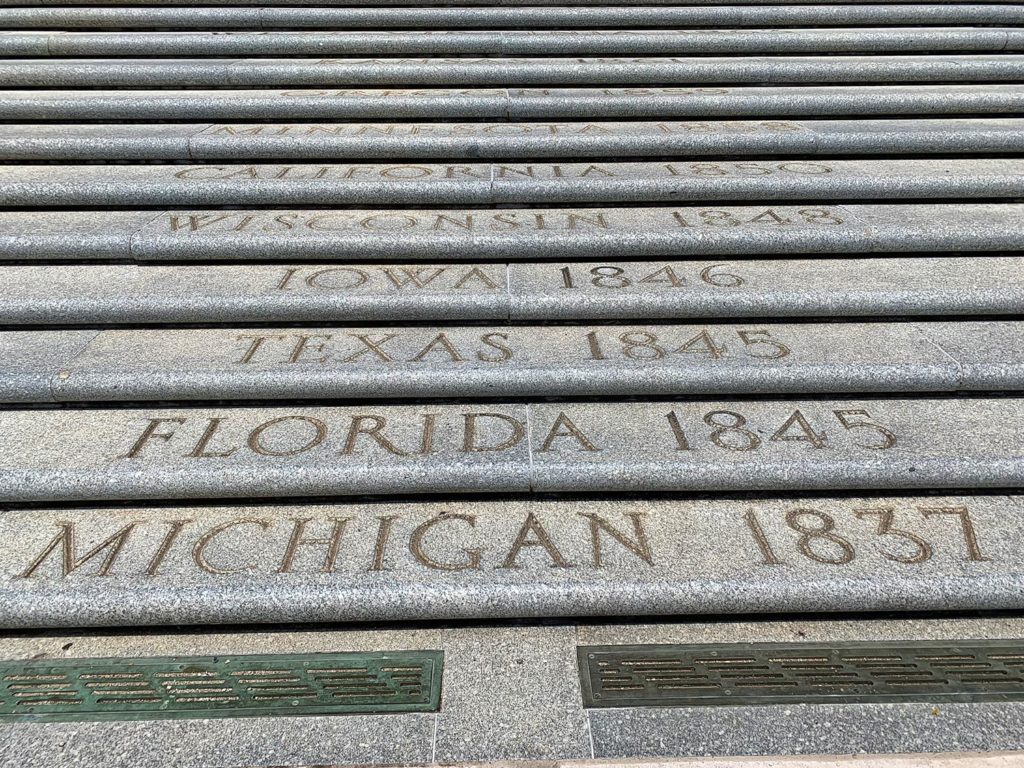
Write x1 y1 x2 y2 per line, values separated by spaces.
129 210 177 260
185 129 202 162
431 712 439 764
43 329 102 404
503 262 514 321
526 405 536 492
579 621 597 761
915 323 967 389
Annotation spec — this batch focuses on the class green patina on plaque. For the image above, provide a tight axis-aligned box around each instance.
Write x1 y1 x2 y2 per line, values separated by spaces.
578 640 1024 708
0 650 443 722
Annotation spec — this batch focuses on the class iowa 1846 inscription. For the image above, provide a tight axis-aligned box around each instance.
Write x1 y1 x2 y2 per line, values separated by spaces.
0 496 1017 628
1 257 1020 324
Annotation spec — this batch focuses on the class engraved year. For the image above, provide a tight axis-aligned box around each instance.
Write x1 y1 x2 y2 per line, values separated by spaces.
584 329 789 361
665 162 832 177
743 506 989 566
558 263 743 289
665 408 897 451
672 207 844 227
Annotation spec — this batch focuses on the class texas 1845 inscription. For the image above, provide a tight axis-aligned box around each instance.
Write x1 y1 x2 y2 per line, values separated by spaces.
1 321 1020 402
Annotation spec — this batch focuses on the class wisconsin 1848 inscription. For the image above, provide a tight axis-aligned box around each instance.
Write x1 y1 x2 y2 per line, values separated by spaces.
0 496 1016 628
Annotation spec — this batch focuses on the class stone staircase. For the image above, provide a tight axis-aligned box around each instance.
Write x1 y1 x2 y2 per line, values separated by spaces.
0 0 1023 765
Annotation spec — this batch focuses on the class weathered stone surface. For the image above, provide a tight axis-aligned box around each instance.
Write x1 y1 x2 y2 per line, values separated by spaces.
0 398 1020 502
4 29 1023 56
2 257 1019 325
12 0 1024 5
0 330 97 403
4 158 1023 206
4 85 1022 121
7 56 1024 88
1 204 1020 261
2 321 1020 403
0 495 1019 628
3 118 1024 161
1 5 1018 29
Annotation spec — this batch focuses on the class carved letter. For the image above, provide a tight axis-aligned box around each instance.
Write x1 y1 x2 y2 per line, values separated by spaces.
539 412 600 452
501 513 570 569
248 416 327 457
192 519 271 575
579 512 653 567
342 415 408 456
121 418 186 459
409 514 482 571
20 522 138 578
278 517 350 573
462 412 526 452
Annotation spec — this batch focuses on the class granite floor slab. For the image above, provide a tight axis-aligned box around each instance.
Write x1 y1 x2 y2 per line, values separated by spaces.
1 321 1020 403
3 617 1024 767
0 398 1021 501
4 158 1023 206
5 85 1022 121
3 118 1024 161
2 256 1019 325
11 0 1024 5
0 495 1021 628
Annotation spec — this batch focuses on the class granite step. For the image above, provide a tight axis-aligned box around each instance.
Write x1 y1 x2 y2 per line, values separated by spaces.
2 257 1021 325
8 85 1021 121
5 28 1024 56
8 56 1024 88
0 398 1022 502
4 119 1024 161
11 0 1024 5
0 495 1020 628
2 321 1020 403
12 0 1024 5
2 159 1022 207
1 5 1019 30
2 204 1021 262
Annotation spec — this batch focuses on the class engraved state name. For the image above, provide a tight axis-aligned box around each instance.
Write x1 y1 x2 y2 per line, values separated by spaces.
12 502 989 581
171 161 832 181
201 121 805 136
164 208 845 233
119 407 896 460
